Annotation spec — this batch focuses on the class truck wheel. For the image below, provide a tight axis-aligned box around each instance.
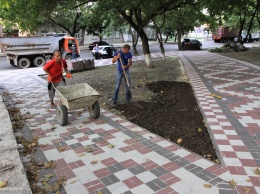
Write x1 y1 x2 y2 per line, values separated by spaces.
18 58 31 69
56 105 68 126
88 101 100 119
33 56 46 67
65 54 72 60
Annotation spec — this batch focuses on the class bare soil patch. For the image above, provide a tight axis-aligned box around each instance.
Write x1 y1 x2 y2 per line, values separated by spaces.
116 81 218 161
62 57 218 162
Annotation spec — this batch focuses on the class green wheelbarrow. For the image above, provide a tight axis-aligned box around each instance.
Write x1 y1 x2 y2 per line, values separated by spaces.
55 83 100 126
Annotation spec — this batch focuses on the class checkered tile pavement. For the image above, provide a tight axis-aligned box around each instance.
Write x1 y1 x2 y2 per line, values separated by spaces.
180 51 260 194
0 51 259 194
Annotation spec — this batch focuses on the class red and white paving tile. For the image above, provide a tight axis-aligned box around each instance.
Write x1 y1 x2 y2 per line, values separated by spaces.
0 51 259 194
180 51 260 194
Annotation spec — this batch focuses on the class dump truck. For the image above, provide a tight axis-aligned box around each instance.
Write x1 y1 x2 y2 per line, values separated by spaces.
0 36 80 69
212 27 238 43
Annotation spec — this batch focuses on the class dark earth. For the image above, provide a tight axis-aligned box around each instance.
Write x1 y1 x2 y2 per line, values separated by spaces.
116 81 218 162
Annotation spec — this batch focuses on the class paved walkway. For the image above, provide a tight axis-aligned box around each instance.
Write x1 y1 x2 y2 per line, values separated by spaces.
0 51 259 194
180 51 260 194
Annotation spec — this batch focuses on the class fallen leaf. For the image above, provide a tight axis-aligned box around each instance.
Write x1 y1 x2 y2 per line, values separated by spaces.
203 183 212 188
210 93 222 99
177 138 182 144
214 159 221 164
246 180 251 182
39 144 48 147
78 153 85 157
30 142 37 147
45 173 54 178
0 181 8 188
242 187 251 193
84 146 93 153
94 191 103 194
70 180 77 184
44 161 56 169
229 179 236 186
198 128 202 132
108 144 115 149
58 147 65 152
254 167 260 175
91 160 98 165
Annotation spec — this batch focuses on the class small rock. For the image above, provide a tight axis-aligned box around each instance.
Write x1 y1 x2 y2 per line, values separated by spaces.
18 144 24 149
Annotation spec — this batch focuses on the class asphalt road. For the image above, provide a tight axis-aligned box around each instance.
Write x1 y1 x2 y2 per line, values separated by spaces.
0 40 223 71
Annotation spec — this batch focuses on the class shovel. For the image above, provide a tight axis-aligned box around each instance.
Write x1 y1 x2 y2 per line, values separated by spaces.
118 50 130 87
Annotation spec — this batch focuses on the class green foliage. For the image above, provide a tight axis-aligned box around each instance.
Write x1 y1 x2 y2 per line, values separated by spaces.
0 0 14 8
207 0 259 37
209 47 224 52
0 0 95 36
49 2 91 36
83 4 110 40
2 20 18 36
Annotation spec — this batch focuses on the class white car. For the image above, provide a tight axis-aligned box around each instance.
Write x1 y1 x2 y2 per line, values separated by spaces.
92 45 117 59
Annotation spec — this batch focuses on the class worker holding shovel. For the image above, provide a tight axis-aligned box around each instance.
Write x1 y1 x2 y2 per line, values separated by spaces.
112 44 132 105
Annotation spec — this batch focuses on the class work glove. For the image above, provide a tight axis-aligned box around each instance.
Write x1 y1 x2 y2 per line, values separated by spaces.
66 73 72 79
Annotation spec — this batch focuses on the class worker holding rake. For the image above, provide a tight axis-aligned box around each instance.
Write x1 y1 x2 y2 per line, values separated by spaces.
112 44 132 105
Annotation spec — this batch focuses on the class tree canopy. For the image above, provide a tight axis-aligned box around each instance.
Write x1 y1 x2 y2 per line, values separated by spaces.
1 0 259 65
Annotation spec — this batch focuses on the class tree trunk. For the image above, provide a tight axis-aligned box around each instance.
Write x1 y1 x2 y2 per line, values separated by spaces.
245 3 258 41
177 30 182 50
156 32 166 60
164 35 168 43
238 10 246 42
0 23 3 37
129 26 139 56
174 33 177 42
80 28 85 46
120 29 125 43
139 30 153 68
132 34 139 56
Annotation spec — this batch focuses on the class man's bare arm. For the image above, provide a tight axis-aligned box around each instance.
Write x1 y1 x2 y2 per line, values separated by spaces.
112 53 120 63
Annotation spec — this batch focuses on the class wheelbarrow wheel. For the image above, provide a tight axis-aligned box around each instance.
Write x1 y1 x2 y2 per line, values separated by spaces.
56 105 68 126
88 101 100 119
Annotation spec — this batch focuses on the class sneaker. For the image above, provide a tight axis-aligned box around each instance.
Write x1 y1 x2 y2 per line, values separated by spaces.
127 99 132 103
112 101 117 105
50 103 57 108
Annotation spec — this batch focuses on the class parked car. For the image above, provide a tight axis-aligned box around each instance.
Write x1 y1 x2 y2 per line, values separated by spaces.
182 38 202 48
89 41 112 50
92 45 117 59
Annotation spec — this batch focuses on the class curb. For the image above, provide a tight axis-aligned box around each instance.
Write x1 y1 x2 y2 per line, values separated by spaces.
0 95 32 194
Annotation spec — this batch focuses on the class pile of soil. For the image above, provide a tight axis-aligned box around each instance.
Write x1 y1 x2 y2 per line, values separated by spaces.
117 81 218 162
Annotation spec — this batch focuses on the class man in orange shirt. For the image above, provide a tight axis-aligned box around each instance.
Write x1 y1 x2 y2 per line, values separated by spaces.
43 50 72 108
